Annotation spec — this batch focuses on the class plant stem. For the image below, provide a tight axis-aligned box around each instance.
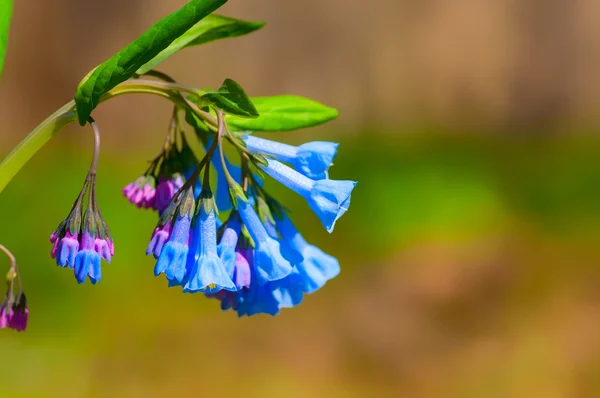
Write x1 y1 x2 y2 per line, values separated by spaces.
88 119 101 176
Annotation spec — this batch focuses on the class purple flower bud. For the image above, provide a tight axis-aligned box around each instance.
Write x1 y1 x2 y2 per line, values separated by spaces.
234 251 251 289
8 308 28 332
4 292 28 332
123 176 156 209
49 231 59 244
94 238 112 263
153 175 184 212
146 222 173 259
0 307 12 328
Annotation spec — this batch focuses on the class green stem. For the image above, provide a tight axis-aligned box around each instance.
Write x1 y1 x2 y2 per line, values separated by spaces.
0 79 210 195
0 101 77 194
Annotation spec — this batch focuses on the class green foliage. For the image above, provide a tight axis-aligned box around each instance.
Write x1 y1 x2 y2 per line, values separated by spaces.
74 0 227 126
201 78 259 117
226 95 338 132
137 14 265 76
0 0 12 82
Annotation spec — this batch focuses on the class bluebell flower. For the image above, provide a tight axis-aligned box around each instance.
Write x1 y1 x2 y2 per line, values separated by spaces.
260 159 357 233
257 199 304 266
276 214 340 293
236 198 293 284
154 188 195 282
51 174 114 285
217 213 242 278
204 249 251 311
270 270 305 308
155 213 191 282
74 230 102 284
235 266 304 317
183 192 236 293
55 231 79 268
236 264 281 317
243 135 338 179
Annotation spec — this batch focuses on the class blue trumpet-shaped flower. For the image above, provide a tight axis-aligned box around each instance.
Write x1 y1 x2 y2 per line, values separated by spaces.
183 192 236 293
236 198 293 284
155 213 191 282
276 214 340 293
217 214 242 277
243 135 338 179
55 231 79 268
74 231 102 284
260 159 357 233
154 188 195 282
236 266 281 317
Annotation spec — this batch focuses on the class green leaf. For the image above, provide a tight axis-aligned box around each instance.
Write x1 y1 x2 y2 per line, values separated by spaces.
0 0 13 82
201 78 259 117
137 14 265 75
226 95 338 132
74 0 227 126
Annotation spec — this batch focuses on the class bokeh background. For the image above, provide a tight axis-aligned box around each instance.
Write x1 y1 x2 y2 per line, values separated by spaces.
1 1 600 397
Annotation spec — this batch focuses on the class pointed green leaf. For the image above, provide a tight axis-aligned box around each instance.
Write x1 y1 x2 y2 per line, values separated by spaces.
226 95 338 132
74 0 227 126
137 14 265 75
201 78 259 117
0 0 13 82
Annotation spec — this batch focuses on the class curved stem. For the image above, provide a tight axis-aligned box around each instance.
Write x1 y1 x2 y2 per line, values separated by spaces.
0 244 16 268
0 79 203 195
88 120 101 176
0 244 20 290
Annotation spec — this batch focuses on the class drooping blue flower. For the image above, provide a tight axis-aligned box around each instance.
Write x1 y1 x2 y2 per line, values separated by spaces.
155 213 191 282
259 159 357 233
236 198 293 284
217 213 242 278
55 231 79 268
236 264 281 317
235 264 304 316
243 135 338 179
276 213 340 293
154 188 195 283
183 192 236 293
258 202 304 266
74 231 102 284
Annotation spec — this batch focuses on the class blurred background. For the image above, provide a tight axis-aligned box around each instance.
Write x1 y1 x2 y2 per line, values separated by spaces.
1 0 600 397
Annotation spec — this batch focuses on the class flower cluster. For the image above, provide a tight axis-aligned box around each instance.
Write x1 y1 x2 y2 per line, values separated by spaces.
123 128 195 214
0 291 28 332
45 104 356 318
50 177 113 284
140 113 356 316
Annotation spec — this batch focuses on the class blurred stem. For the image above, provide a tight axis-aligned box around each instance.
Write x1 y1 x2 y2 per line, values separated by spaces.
0 244 20 290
